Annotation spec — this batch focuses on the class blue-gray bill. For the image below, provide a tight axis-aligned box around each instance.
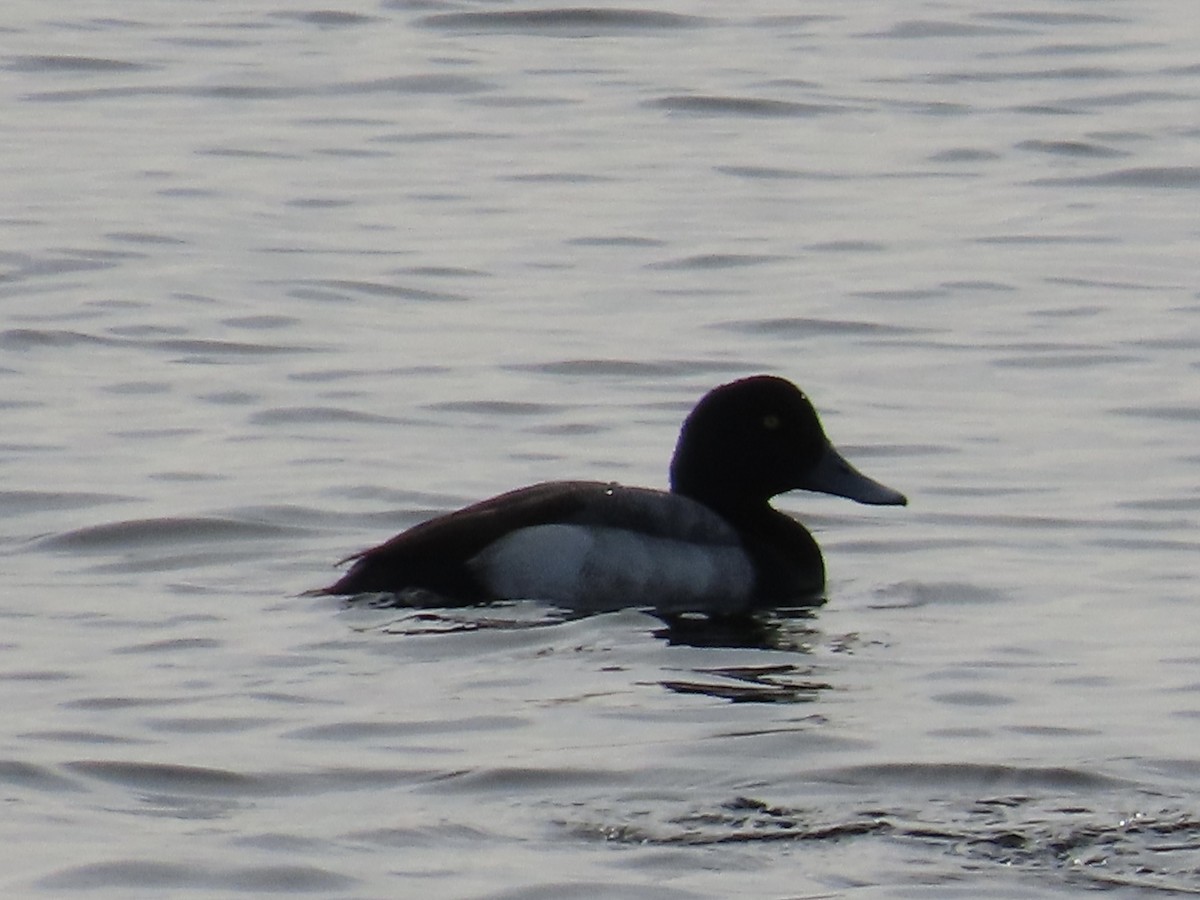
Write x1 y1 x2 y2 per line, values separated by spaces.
803 443 908 506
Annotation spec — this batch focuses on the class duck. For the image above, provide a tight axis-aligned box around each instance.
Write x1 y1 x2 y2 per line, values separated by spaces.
315 375 906 614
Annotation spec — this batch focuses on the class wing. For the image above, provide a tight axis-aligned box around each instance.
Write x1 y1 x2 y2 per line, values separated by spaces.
317 481 741 601
320 482 603 598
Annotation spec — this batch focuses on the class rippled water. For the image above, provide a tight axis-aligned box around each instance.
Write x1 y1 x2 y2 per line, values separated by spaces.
4 1 1200 896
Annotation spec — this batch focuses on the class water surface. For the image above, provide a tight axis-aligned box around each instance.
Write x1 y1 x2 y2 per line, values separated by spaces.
3 0 1200 896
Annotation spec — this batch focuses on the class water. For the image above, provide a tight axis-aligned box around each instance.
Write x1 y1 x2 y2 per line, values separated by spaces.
3 0 1200 896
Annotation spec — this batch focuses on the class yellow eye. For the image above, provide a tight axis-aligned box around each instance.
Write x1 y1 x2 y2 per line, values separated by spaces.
762 413 781 430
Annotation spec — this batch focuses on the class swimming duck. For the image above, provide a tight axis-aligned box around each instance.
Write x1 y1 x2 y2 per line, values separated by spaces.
316 375 906 614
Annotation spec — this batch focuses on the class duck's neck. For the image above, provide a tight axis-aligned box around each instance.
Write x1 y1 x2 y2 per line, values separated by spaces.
672 480 773 529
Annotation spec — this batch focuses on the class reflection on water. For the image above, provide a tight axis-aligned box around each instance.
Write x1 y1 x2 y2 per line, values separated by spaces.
345 601 834 701
345 597 825 653
651 607 822 652
355 599 580 636
658 663 831 704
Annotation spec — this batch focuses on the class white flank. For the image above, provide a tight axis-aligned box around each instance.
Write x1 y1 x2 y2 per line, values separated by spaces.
470 524 754 613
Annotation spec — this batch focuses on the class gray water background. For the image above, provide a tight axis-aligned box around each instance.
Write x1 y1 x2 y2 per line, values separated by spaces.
3 0 1200 896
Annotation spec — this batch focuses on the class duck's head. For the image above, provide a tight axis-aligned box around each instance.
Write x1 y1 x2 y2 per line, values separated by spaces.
669 375 907 510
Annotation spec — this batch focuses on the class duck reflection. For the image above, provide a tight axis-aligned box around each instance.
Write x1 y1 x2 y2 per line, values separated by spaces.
337 600 836 703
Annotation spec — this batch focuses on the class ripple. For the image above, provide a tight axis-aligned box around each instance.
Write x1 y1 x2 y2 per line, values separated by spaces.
1110 404 1200 422
222 314 299 330
0 490 134 516
151 337 315 356
62 695 201 712
145 716 278 734
873 581 1012 607
249 405 405 426
571 796 888 847
287 715 525 741
7 55 148 73
330 74 492 96
646 95 848 117
814 762 1126 791
930 65 1123 84
991 349 1137 368
39 861 356 892
0 327 314 357
1034 165 1200 187
105 230 187 245
661 664 830 703
27 74 491 104
296 278 469 303
430 765 629 794
66 759 264 794
425 400 567 416
1015 138 1128 158
931 690 1014 707
63 759 445 800
712 316 925 338
114 637 223 655
980 10 1128 25
572 793 1200 894
716 164 808 180
809 240 888 252
0 328 119 350
39 516 304 551
20 730 147 745
506 358 741 378
0 669 75 682
419 8 708 34
869 19 1023 38
0 759 85 792
274 9 379 27
565 235 665 248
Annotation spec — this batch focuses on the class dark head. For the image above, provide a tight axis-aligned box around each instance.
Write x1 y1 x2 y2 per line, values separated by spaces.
668 375 907 512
